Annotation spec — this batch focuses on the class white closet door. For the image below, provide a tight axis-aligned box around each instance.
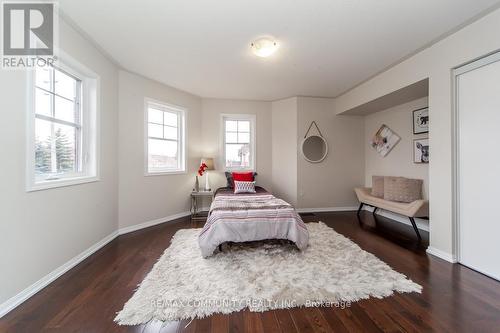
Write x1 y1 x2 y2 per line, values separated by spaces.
457 52 500 281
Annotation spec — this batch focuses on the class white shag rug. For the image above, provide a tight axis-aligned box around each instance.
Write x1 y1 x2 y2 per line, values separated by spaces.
115 222 421 325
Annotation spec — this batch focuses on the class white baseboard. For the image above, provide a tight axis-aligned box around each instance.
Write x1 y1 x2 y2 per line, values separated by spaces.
0 230 118 318
362 206 429 232
426 246 457 263
296 206 358 213
118 211 192 235
0 210 197 318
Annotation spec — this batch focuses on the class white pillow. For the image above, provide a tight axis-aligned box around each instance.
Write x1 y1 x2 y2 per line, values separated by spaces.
234 180 256 194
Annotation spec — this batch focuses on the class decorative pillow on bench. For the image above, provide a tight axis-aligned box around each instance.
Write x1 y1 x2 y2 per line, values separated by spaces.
383 176 423 203
371 176 385 198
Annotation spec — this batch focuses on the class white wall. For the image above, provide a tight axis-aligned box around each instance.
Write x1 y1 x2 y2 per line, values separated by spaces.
271 98 298 206
0 19 119 305
118 71 202 229
200 99 273 191
364 97 429 199
296 97 365 209
335 7 500 258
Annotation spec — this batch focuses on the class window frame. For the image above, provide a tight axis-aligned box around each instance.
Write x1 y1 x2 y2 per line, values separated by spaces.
221 114 256 172
26 53 100 192
144 98 187 176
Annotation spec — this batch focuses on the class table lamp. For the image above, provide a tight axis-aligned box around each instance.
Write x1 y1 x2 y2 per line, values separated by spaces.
201 158 214 191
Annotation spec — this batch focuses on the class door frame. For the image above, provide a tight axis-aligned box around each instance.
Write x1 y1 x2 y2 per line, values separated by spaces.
452 50 500 268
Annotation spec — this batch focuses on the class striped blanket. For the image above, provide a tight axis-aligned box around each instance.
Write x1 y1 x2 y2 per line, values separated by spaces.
198 187 309 257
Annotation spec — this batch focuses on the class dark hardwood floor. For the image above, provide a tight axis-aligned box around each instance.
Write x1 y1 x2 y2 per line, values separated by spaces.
2 211 500 332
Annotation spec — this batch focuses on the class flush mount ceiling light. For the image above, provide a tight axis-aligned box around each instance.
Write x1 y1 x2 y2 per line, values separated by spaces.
250 38 279 58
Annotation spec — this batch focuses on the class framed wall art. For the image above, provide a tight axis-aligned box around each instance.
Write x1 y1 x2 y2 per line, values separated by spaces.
413 107 429 134
370 124 401 157
413 138 429 163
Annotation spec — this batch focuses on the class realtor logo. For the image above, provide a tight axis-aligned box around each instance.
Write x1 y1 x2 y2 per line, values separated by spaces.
2 2 54 55
1 1 57 69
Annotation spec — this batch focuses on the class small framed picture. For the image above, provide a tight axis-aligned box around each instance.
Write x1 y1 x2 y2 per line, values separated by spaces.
413 107 429 134
413 138 429 163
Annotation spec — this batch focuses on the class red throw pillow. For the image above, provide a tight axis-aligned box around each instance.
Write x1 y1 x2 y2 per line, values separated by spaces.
232 172 254 189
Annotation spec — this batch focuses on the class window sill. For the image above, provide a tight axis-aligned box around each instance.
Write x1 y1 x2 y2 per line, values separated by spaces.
145 170 187 176
27 176 99 192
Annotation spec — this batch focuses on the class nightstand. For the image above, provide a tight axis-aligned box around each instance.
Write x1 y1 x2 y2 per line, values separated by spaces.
190 190 214 221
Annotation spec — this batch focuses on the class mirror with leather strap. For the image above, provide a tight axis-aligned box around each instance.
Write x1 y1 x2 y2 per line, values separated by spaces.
301 121 328 163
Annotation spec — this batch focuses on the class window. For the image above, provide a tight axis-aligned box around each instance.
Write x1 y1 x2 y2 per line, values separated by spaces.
146 100 186 174
27 61 99 191
222 114 255 170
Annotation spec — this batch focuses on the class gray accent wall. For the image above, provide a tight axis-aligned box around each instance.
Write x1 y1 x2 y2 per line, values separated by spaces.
296 97 365 209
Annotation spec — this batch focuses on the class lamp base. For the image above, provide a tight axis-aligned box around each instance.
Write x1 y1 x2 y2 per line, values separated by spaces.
204 172 211 191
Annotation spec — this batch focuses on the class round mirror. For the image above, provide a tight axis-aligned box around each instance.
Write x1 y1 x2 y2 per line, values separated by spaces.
301 135 328 163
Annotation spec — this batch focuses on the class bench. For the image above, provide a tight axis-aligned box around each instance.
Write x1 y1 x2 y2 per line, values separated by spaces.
354 187 429 241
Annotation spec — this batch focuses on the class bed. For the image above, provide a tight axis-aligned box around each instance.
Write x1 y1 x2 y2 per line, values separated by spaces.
198 186 309 257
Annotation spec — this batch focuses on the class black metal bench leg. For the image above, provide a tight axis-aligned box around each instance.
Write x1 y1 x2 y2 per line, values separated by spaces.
372 207 378 216
409 217 422 242
357 203 364 216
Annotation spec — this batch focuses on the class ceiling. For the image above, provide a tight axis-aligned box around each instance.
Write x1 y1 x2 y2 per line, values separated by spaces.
59 0 500 101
